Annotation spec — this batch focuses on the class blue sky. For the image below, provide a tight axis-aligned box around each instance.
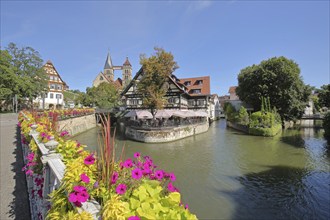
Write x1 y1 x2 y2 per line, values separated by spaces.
1 0 329 95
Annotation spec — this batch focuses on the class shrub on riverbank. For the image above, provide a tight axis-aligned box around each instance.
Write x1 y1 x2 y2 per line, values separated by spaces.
323 112 330 141
249 123 282 137
19 110 197 220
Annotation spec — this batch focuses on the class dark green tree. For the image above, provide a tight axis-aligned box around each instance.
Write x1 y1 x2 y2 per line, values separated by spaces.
318 84 330 108
236 56 311 122
137 47 178 117
85 82 119 108
0 50 18 101
5 43 48 107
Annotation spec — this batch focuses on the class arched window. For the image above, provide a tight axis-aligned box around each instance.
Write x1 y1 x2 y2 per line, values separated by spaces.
100 76 103 80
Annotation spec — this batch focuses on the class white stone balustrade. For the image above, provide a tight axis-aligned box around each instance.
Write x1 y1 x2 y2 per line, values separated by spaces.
23 127 101 219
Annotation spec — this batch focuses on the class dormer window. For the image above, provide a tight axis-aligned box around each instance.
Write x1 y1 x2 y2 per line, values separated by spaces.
184 81 191 86
191 89 201 94
196 80 203 85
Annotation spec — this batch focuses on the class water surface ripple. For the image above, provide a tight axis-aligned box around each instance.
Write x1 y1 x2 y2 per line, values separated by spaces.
74 120 330 219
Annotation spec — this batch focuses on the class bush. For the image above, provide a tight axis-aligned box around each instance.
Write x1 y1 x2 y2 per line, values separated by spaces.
323 112 330 141
249 111 277 128
237 106 249 125
249 123 282 137
224 102 238 122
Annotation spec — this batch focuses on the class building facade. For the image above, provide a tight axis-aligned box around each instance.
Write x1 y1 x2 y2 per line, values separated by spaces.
93 53 132 90
34 60 68 109
121 68 212 116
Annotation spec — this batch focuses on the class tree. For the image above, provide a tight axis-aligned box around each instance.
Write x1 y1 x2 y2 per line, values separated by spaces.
137 47 178 116
85 82 119 108
236 56 311 122
0 50 18 101
5 43 48 107
318 84 330 108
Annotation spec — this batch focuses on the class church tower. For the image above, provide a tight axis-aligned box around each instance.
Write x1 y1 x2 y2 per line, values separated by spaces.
104 52 114 81
122 57 132 88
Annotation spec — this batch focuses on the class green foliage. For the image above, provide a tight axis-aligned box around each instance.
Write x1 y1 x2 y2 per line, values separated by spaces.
249 123 282 137
101 179 197 220
4 43 48 105
236 56 311 121
318 84 330 108
249 111 276 128
323 112 330 141
224 102 237 122
0 50 18 101
138 47 179 116
237 106 249 125
84 82 119 108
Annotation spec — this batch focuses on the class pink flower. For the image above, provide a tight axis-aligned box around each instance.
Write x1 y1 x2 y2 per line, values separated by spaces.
76 141 81 147
167 182 177 192
80 173 90 184
41 132 47 138
185 204 189 210
18 122 21 127
35 178 44 186
60 130 69 137
116 184 127 195
76 191 89 202
69 185 89 206
111 172 118 184
93 181 99 188
27 153 35 161
128 216 140 220
154 170 164 180
26 170 33 176
69 192 78 202
131 168 143 180
134 152 141 158
169 173 176 181
123 158 133 168
73 185 87 193
84 154 95 165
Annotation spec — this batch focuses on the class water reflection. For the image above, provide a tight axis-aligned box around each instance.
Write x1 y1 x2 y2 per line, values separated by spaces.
223 166 330 220
73 120 330 219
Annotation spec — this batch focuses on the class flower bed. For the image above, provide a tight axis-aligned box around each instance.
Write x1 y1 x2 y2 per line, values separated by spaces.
19 110 197 220
35 108 95 121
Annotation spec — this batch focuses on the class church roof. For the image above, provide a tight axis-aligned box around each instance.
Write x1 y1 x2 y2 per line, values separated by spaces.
104 52 113 69
123 57 131 66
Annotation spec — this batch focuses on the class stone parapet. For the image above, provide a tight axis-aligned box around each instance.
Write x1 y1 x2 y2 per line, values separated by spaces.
125 122 209 143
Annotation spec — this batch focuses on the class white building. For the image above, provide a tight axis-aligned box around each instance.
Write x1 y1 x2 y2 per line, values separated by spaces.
34 60 68 109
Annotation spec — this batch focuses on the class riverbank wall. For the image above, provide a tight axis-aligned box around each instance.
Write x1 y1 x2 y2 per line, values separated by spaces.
57 114 96 136
124 122 209 143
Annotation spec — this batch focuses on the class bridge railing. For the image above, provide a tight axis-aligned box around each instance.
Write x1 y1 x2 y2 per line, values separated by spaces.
21 119 101 219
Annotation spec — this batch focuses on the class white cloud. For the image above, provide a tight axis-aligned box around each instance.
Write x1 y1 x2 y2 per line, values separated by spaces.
187 0 213 13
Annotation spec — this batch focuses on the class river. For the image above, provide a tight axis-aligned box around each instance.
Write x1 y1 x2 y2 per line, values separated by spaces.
73 119 330 219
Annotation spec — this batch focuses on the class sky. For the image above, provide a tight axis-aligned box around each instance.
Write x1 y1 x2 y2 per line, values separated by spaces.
1 0 329 96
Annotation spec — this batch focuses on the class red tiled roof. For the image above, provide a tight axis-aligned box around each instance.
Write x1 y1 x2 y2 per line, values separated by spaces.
179 76 210 96
123 57 131 66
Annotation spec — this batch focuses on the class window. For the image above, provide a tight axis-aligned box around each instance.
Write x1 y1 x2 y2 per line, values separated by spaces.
168 97 175 103
196 80 203 85
100 76 103 80
191 89 201 94
184 81 191 86
50 84 56 89
50 93 54 99
130 99 139 105
188 100 195 106
56 85 62 90
50 76 54 80
56 94 62 99
197 99 206 106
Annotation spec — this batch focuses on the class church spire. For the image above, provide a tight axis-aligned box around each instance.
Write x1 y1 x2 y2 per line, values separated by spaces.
104 52 113 70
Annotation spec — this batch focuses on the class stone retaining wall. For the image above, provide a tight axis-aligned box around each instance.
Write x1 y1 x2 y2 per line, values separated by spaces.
125 122 209 143
58 114 96 136
226 121 249 133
